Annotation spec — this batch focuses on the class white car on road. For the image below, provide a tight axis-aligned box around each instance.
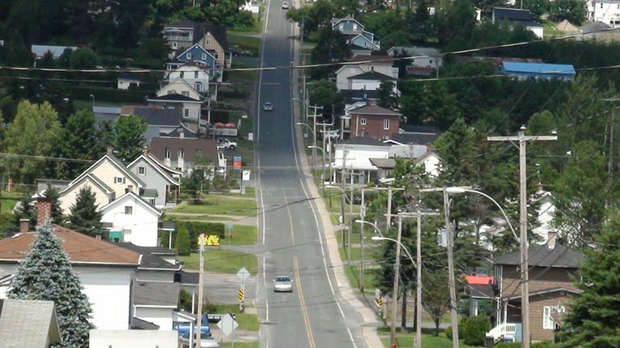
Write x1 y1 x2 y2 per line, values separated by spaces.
274 275 293 292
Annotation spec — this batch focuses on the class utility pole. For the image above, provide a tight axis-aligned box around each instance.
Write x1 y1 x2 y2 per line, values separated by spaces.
488 127 557 348
340 146 347 249
360 186 366 292
390 215 403 347
348 166 354 264
308 105 323 170
443 187 459 348
317 121 334 192
195 234 205 348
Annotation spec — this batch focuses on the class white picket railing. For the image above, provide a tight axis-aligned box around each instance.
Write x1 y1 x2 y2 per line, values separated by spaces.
486 323 517 343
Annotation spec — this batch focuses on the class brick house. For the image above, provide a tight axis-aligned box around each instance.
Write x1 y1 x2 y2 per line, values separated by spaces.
487 235 584 343
348 104 401 140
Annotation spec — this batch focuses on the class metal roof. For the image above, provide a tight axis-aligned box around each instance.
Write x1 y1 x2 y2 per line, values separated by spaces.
502 62 576 75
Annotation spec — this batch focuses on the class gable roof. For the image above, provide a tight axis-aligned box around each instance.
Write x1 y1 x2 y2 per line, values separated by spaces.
349 34 379 49
133 107 182 127
331 15 364 29
61 173 115 196
389 132 441 145
492 244 584 268
150 137 219 165
348 54 393 64
0 299 62 346
98 191 162 217
175 43 216 63
155 78 203 101
369 158 396 169
131 316 160 330
127 153 182 186
503 286 582 301
161 124 200 139
70 154 146 189
148 93 202 103
387 46 441 57
147 153 184 176
350 104 401 116
164 21 228 50
341 137 389 146
348 70 395 81
0 226 141 266
493 7 533 21
116 243 180 271
340 89 379 102
134 282 180 307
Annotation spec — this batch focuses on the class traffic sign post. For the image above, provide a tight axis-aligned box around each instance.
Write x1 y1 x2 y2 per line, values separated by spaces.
217 313 239 348
225 223 233 246
237 267 250 313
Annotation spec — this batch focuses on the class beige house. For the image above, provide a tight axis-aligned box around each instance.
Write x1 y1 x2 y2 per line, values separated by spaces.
335 55 398 90
197 31 229 68
59 150 146 214
148 78 204 131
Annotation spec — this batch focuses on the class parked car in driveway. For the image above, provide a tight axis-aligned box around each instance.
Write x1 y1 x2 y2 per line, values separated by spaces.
179 331 219 348
274 275 293 292
217 138 238 150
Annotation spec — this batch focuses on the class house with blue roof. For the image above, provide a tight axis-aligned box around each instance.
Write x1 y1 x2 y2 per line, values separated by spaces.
500 62 576 80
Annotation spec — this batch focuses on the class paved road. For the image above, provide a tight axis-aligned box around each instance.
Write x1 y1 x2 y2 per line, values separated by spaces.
254 1 366 348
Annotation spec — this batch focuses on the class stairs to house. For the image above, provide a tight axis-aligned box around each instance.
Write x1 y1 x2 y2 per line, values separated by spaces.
485 323 517 346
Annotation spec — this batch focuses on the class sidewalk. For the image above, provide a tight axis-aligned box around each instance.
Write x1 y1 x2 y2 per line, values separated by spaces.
289 5 383 346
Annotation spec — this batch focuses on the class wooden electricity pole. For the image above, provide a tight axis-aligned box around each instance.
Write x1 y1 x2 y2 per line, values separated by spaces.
443 187 459 348
195 234 205 348
488 127 557 348
390 215 403 347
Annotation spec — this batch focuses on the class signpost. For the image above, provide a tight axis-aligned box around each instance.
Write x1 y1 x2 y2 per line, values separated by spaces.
217 313 239 348
225 223 233 246
237 267 250 313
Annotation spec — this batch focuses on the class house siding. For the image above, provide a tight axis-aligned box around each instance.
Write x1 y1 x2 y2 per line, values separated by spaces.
89 159 141 198
59 180 112 215
336 64 395 90
349 78 382 91
136 271 175 283
128 157 176 209
134 307 175 330
198 33 225 66
0 264 134 331
500 265 578 300
100 196 160 247
350 114 400 140
90 330 179 348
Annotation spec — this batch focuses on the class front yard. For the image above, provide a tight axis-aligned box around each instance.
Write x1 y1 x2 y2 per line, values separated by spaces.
174 196 258 217
178 249 258 275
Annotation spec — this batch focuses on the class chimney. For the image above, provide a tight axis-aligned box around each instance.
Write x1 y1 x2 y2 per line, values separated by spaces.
95 233 102 240
36 197 52 226
142 147 148 155
548 231 557 249
107 147 113 156
19 218 30 233
426 143 433 152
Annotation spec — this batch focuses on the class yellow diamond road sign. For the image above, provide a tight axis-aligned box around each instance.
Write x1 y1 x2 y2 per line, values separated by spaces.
375 297 383 307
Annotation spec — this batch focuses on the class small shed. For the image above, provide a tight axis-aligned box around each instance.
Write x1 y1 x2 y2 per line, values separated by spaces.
500 62 576 80
117 74 141 90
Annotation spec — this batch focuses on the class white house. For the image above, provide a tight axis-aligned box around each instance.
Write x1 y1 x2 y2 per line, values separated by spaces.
532 185 557 244
587 0 620 27
100 192 162 247
387 46 443 76
0 201 140 331
89 330 179 348
166 64 210 96
117 74 141 90
335 55 398 90
347 70 398 92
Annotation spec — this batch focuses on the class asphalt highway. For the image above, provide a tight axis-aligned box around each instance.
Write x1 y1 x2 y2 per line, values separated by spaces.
254 1 367 348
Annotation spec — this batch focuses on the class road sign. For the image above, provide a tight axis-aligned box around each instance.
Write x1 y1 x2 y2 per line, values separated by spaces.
225 223 234 230
237 267 250 281
238 288 244 301
375 297 383 307
217 313 239 337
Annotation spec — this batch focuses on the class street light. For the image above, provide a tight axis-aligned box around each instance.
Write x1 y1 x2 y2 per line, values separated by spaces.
308 145 327 192
371 236 416 267
355 219 384 237
444 187 519 242
89 94 95 107
326 184 353 263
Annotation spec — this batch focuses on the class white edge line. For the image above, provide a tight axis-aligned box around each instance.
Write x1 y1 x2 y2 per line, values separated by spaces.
298 177 358 348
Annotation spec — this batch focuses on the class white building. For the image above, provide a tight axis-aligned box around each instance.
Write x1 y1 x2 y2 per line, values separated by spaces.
100 192 162 247
89 330 179 348
167 64 210 96
587 0 620 27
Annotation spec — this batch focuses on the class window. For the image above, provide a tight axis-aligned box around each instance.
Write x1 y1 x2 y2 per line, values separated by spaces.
184 109 190 118
339 24 344 30
138 167 146 175
182 91 189 97
601 3 603 8
201 53 207 60
114 177 126 184
179 149 185 159
384 119 390 130
353 24 358 31
172 42 177 49
148 198 155 206
360 118 367 125
195 82 202 92
194 71 199 78
543 306 554 329
206 38 211 45
165 148 171 159
124 206 133 215
187 53 192 59
213 52 218 59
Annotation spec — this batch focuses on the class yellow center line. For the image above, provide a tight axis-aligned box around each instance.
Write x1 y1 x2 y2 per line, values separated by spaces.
294 256 316 348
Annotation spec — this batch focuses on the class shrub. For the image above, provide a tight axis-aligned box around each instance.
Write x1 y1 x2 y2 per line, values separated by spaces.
202 299 218 314
445 325 453 339
175 225 191 256
192 222 226 239
461 315 492 346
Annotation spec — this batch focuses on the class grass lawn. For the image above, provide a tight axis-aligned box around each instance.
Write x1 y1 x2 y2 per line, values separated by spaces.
175 196 258 216
1 191 23 213
229 61 258 81
221 225 257 245
344 265 378 291
339 246 362 261
212 304 260 331
220 343 258 348
171 216 235 222
378 328 468 348
543 20 563 37
178 250 258 275
228 33 261 56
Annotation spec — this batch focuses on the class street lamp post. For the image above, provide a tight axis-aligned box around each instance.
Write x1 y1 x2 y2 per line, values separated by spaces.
297 122 316 169
371 234 416 347
90 94 95 107
327 185 349 251
308 145 326 193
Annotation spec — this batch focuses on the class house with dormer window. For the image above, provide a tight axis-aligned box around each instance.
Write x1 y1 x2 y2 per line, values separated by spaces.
162 21 231 68
127 148 182 209
331 16 380 54
166 44 222 83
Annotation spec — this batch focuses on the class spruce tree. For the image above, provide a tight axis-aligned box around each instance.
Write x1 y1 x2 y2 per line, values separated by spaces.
563 208 620 347
68 187 103 237
8 220 93 347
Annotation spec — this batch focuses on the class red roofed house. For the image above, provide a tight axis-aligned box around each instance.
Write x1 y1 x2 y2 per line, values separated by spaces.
0 198 141 331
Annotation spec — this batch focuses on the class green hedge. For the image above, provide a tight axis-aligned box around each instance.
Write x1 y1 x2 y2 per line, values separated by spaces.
68 86 154 104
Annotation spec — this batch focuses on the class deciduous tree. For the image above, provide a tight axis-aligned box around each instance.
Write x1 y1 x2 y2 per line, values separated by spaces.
112 115 147 162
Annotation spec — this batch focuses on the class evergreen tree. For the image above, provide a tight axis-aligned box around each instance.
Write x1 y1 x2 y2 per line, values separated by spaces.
563 208 620 347
68 187 103 237
175 225 191 256
13 193 36 227
7 220 93 347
